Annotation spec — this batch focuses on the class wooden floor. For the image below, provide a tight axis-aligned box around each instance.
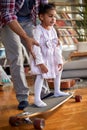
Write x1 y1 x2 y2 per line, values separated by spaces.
0 85 87 130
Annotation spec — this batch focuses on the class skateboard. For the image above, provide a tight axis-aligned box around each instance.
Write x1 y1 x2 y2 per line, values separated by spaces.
9 92 74 129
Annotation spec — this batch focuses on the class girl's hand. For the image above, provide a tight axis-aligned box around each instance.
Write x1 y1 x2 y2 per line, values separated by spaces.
38 64 48 73
58 64 63 71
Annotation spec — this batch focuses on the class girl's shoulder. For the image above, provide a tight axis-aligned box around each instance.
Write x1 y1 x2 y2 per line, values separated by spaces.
35 24 42 31
33 24 43 34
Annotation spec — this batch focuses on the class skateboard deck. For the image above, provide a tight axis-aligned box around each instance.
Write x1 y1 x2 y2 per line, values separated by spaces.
24 92 73 116
9 92 73 129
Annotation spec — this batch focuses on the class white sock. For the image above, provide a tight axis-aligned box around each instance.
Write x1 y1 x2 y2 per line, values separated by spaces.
54 74 69 97
35 100 47 107
54 91 69 97
34 75 47 107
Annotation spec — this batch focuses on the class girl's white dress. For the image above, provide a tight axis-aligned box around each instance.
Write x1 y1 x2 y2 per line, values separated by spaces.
30 24 63 79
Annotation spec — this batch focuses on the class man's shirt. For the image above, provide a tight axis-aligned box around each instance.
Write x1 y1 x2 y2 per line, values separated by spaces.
17 0 34 23
0 0 48 28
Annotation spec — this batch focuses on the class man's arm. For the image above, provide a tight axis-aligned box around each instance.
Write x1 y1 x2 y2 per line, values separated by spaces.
1 0 39 58
8 20 39 58
8 20 29 39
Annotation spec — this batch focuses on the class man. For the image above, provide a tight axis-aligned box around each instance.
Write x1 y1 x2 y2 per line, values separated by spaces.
0 0 49 110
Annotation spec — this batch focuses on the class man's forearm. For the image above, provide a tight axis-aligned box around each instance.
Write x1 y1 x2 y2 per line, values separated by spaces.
8 20 29 40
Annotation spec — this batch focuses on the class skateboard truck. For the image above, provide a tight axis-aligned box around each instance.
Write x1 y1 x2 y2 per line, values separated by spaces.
9 112 45 130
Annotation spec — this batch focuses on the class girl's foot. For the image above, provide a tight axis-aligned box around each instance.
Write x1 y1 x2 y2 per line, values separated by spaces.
35 100 47 107
54 91 69 97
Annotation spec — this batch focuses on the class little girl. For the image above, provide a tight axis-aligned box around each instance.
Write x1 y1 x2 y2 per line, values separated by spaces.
30 3 69 107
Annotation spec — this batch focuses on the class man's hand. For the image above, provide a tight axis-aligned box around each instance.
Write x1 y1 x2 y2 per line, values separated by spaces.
25 36 39 59
38 64 48 73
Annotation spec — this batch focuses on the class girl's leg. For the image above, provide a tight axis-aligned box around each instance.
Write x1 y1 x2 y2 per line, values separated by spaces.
34 75 47 107
54 74 69 97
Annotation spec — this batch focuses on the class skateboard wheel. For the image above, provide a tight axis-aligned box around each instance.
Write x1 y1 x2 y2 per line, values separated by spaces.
9 116 22 126
75 95 82 102
33 118 45 130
